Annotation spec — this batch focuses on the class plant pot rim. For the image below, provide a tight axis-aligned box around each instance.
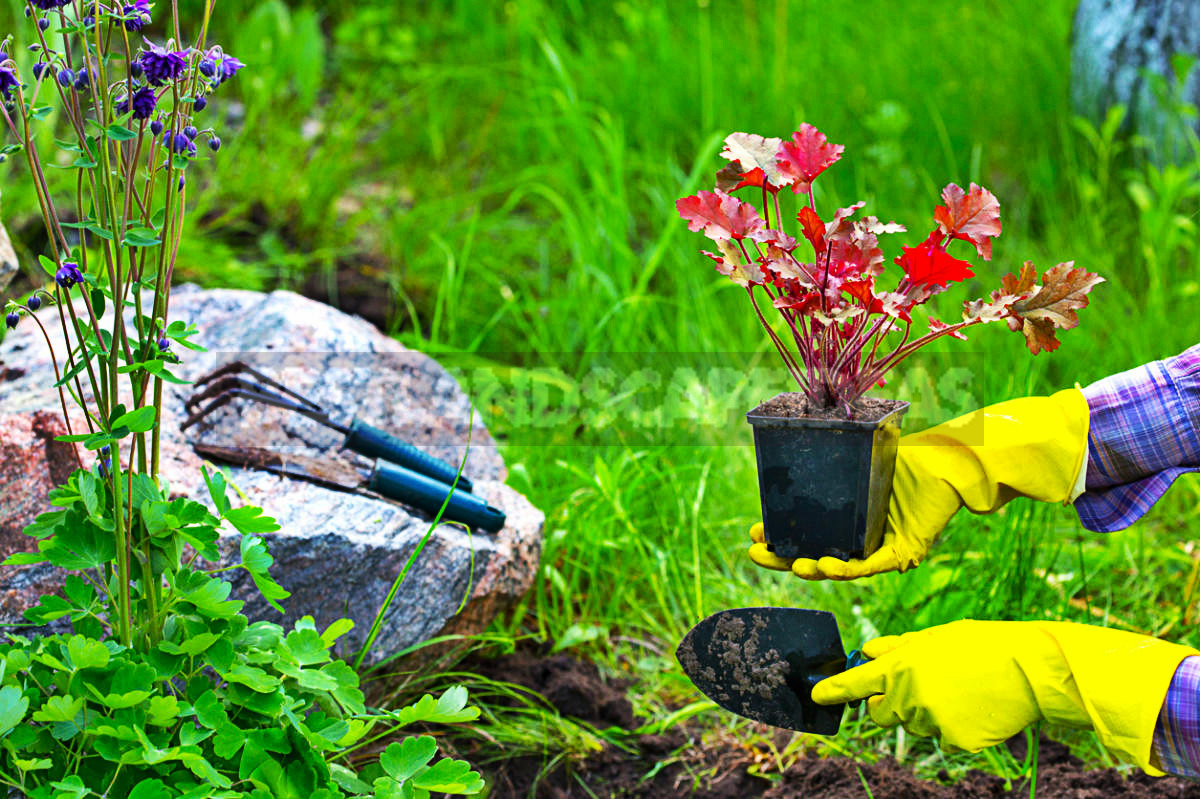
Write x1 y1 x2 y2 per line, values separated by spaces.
746 393 909 431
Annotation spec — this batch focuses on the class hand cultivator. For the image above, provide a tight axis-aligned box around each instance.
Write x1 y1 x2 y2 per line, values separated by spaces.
182 361 506 532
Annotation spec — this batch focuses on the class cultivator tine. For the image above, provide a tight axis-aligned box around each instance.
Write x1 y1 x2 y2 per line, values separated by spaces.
182 361 344 432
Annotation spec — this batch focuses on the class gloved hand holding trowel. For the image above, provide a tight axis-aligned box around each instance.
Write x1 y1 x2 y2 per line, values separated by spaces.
684 344 1200 778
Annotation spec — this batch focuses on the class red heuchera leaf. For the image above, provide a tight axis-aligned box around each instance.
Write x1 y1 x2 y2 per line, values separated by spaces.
896 233 975 287
677 190 768 243
776 124 844 194
934 183 1002 260
773 290 820 312
1005 261 1105 354
721 133 786 192
797 206 825 253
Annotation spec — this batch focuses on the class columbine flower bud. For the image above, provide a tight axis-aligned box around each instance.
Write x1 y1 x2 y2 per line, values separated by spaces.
150 119 163 136
55 262 84 288
157 337 170 351
27 296 41 311
184 125 198 140
209 136 221 152
56 67 73 87
73 68 90 91
193 95 207 111
38 17 49 31
130 61 144 79
31 62 48 79
198 59 216 77
4 312 17 329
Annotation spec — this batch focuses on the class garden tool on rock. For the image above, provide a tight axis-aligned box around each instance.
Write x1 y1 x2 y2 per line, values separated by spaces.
183 361 505 532
191 442 506 532
676 607 866 735
182 360 474 491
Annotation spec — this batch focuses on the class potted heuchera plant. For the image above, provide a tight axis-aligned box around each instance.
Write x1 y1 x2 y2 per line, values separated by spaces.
677 126 1103 561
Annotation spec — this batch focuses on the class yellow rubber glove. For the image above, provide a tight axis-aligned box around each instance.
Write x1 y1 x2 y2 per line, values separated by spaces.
810 620 1198 775
748 388 1090 580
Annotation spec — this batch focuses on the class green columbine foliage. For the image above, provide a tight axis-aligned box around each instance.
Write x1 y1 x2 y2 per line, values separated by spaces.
0 2 483 796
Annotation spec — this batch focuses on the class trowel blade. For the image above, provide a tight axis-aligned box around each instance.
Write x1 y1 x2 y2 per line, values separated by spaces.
675 607 849 734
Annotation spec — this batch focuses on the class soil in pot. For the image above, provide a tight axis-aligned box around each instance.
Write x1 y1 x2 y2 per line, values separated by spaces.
747 394 908 561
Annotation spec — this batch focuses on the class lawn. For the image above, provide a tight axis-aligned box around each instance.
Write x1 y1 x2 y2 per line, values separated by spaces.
3 0 1199 792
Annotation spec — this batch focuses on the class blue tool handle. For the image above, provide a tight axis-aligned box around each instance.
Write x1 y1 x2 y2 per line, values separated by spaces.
344 418 473 493
843 649 870 709
367 460 505 532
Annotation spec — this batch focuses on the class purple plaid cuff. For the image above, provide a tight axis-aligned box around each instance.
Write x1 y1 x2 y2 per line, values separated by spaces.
1074 343 1200 532
1153 656 1200 778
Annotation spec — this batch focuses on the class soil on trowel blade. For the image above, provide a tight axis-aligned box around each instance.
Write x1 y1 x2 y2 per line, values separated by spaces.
462 651 1200 798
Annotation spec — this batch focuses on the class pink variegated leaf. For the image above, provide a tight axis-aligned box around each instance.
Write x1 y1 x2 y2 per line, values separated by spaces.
676 189 768 243
859 216 906 235
824 201 866 239
929 318 969 340
762 251 807 281
934 183 1002 260
761 228 798 252
962 290 1028 324
811 305 865 326
827 224 886 279
720 132 786 191
876 291 914 322
776 124 844 193
705 240 767 287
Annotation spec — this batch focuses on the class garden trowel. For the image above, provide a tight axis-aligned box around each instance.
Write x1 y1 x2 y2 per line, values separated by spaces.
675 607 867 734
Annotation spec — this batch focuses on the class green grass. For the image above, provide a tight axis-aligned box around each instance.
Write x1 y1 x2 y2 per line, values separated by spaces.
5 0 1200 789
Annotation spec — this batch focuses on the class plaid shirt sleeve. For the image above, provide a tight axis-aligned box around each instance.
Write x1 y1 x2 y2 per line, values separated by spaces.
1153 657 1200 778
1074 345 1200 776
1074 343 1200 532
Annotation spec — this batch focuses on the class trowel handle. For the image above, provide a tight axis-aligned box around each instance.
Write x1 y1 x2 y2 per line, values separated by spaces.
344 418 474 493
367 459 505 532
843 649 870 709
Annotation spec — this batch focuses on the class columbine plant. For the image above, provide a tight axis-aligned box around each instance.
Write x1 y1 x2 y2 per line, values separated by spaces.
0 3 482 797
677 125 1104 416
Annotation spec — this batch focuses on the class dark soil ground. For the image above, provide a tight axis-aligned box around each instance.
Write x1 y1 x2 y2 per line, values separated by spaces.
459 651 1200 799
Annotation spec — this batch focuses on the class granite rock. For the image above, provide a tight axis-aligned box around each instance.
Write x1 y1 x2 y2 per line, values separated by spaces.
0 286 543 664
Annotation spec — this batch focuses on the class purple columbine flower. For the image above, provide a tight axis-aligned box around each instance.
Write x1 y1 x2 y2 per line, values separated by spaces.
0 51 18 100
55 262 84 288
27 296 41 311
123 0 152 32
163 131 196 157
193 94 207 111
117 85 157 119
73 67 90 91
138 41 188 86
219 54 245 82
203 48 244 88
0 67 16 100
4 312 17 329
150 119 163 135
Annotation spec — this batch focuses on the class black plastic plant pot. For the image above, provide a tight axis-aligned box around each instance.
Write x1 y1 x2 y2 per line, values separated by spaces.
746 394 909 561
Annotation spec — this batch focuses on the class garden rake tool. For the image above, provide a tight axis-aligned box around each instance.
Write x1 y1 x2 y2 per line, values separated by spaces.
182 361 506 532
676 607 867 734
